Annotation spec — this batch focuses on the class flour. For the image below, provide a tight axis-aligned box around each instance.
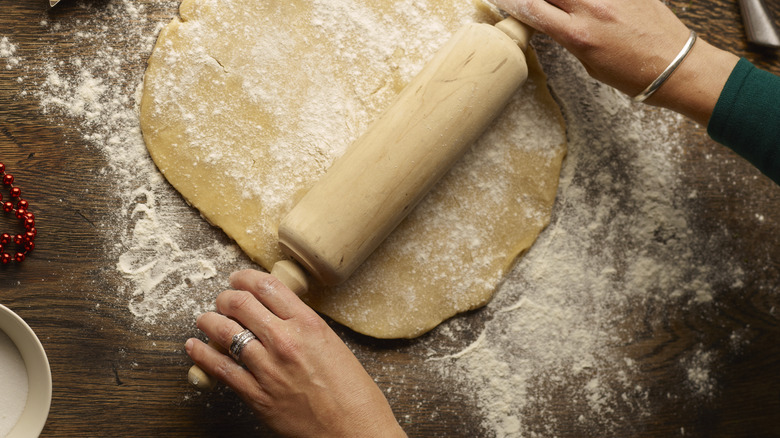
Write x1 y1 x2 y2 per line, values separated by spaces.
683 346 716 397
1 36 21 70
28 0 253 325
420 41 746 435
4 0 768 436
0 330 28 438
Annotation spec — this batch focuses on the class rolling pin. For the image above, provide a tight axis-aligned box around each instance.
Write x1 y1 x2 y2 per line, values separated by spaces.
189 16 534 390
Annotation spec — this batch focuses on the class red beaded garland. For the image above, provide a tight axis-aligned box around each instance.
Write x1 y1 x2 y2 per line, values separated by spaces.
0 162 36 264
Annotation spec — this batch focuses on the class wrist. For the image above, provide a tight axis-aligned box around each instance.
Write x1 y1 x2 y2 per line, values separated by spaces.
643 37 739 126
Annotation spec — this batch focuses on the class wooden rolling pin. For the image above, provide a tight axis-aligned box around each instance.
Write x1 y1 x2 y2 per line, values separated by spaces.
189 17 533 390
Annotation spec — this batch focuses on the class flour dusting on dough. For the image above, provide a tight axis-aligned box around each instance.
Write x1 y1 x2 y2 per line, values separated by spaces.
140 0 566 338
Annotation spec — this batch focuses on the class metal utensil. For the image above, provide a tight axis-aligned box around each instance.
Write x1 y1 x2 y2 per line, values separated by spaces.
738 0 780 47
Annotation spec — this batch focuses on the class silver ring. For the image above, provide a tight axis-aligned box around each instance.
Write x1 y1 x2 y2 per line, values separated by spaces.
229 329 257 361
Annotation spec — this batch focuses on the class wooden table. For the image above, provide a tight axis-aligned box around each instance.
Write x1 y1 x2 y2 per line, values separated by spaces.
1 0 778 436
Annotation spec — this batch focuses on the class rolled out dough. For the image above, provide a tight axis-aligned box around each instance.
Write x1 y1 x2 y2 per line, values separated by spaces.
140 0 567 338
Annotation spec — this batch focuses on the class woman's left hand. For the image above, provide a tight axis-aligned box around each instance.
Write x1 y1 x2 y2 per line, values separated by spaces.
186 269 406 438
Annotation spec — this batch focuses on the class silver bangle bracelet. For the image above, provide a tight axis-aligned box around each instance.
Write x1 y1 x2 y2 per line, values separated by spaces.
633 30 698 103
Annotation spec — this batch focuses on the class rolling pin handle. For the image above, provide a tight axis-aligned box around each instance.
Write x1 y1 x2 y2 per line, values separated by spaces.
187 339 225 391
188 363 217 391
494 16 534 52
270 259 310 296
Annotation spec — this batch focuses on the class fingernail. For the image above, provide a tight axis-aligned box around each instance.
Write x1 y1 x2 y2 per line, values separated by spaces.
185 338 194 354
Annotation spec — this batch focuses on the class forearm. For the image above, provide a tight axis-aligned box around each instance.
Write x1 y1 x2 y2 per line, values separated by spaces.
707 58 780 184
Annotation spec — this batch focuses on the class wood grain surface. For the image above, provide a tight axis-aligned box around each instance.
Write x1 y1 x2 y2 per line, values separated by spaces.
1 0 779 437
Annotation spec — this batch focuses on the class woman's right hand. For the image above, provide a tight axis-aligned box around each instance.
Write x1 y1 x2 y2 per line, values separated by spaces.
492 0 739 124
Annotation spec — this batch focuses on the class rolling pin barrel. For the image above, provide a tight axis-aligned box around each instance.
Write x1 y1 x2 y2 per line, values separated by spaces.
279 18 531 286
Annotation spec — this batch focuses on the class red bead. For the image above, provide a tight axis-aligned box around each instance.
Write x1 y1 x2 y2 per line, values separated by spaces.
28 227 37 237
14 252 24 262
10 187 21 198
0 162 5 173
2 174 13 185
2 201 12 212
0 192 2 202
13 234 23 245
0 244 3 253
24 241 34 252
24 218 35 230
24 231 35 242
15 208 27 219
17 199 28 210
25 212 35 222
1 253 11 264
0 233 10 245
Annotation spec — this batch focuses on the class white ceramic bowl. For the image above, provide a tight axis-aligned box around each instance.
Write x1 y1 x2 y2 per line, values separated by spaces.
0 304 52 438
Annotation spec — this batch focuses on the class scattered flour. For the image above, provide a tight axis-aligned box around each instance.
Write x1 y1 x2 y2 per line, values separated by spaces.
683 346 716 397
0 36 21 70
2 0 770 436
420 42 748 435
0 330 28 438
24 0 255 325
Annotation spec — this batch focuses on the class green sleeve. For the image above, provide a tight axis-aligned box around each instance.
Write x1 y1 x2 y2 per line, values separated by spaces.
707 58 780 185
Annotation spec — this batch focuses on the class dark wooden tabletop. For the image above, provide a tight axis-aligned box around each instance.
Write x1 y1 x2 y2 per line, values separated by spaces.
1 0 779 437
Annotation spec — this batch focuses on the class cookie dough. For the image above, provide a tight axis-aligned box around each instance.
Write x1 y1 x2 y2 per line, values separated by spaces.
140 0 566 338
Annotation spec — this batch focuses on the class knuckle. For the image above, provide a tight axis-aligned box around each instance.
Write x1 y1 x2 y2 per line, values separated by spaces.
253 273 287 296
565 26 595 52
217 322 237 343
302 313 328 333
266 324 305 361
245 386 273 413
510 0 535 17
211 359 235 381
271 315 329 360
224 289 255 313
274 335 302 361
265 276 287 293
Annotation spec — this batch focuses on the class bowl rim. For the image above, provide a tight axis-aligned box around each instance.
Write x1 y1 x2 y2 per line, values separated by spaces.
0 303 52 438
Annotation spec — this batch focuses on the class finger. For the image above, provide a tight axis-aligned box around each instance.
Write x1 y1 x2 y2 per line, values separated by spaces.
492 0 571 34
215 289 281 340
541 0 571 12
229 269 304 320
185 337 260 392
196 311 266 367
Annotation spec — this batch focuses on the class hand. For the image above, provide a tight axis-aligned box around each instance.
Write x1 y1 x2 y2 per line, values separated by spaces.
492 0 739 124
185 269 406 438
492 0 691 94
